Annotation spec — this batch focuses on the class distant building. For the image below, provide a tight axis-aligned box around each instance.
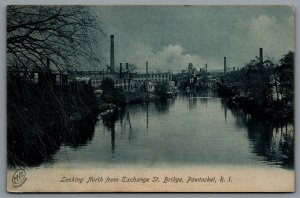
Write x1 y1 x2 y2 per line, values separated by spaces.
12 67 69 86
133 72 172 83
76 77 90 84
131 72 173 92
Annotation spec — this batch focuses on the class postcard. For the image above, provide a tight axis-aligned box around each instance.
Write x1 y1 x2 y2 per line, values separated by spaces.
7 5 295 192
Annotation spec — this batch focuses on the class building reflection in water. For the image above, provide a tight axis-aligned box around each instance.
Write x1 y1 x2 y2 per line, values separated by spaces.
187 92 197 110
220 98 228 123
10 91 294 169
154 99 174 113
146 102 149 131
199 97 208 109
101 100 175 156
102 107 136 155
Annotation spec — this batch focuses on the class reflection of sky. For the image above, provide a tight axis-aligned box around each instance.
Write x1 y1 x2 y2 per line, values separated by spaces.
49 93 291 169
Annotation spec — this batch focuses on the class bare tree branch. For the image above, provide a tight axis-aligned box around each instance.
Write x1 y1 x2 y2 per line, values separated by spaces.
7 5 103 72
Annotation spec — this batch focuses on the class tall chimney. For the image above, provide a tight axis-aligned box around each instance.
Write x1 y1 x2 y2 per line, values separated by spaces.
110 35 115 73
146 61 148 74
146 61 148 84
224 57 227 75
259 48 263 63
233 67 236 72
205 64 207 72
119 63 122 78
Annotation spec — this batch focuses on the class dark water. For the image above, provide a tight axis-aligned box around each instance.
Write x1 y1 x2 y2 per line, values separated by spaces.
46 92 294 169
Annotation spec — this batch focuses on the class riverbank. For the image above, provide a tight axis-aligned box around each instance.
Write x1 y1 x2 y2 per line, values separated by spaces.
217 85 293 122
7 75 99 167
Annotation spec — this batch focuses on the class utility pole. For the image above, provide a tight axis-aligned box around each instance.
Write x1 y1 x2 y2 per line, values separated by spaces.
224 57 227 75
110 35 115 73
126 63 129 92
146 61 149 93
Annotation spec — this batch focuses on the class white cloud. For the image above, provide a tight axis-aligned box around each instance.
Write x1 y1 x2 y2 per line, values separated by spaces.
118 43 211 72
96 7 294 72
246 14 293 60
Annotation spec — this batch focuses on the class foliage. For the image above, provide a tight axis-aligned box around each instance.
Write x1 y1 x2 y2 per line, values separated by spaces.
100 77 125 104
100 77 115 93
276 51 294 105
155 82 169 100
7 73 98 166
178 77 189 90
220 51 294 121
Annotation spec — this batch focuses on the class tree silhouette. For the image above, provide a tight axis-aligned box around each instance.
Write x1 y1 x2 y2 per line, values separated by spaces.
277 51 294 105
7 5 103 72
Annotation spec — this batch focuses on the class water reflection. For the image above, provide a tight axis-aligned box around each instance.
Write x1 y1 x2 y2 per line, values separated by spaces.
146 102 149 131
8 112 98 168
102 107 136 154
154 99 174 113
225 103 294 169
187 93 197 110
102 110 122 154
221 99 228 123
199 97 208 109
18 90 294 169
62 114 97 149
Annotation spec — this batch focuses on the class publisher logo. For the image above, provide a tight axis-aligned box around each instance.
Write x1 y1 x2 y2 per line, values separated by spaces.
12 169 27 188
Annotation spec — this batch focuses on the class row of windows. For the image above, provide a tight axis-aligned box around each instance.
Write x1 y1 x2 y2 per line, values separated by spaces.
91 78 172 86
92 80 101 85
135 74 171 79
134 79 170 82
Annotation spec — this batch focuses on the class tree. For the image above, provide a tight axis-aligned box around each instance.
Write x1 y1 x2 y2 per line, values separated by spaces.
239 57 274 105
100 77 125 103
276 51 294 105
7 5 102 72
101 77 115 93
155 82 169 100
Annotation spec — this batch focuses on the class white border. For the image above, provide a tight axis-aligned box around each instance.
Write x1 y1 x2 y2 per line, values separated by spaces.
1 0 298 197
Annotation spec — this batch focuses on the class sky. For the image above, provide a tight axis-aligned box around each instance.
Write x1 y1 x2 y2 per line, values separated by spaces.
92 6 294 73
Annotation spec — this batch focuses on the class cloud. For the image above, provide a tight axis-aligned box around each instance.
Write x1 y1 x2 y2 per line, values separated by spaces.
95 7 294 72
247 14 293 59
118 43 212 73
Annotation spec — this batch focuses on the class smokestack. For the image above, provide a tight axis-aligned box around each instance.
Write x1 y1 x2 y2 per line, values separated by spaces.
119 63 122 78
233 67 235 72
126 63 128 70
224 57 227 75
205 64 207 72
146 61 149 83
146 61 148 74
259 48 263 63
110 35 115 73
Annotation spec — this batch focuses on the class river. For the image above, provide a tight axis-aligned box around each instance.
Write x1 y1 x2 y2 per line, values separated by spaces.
40 91 293 170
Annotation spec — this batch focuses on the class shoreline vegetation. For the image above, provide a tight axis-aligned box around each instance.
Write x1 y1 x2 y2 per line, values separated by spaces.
216 51 294 124
7 73 169 167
